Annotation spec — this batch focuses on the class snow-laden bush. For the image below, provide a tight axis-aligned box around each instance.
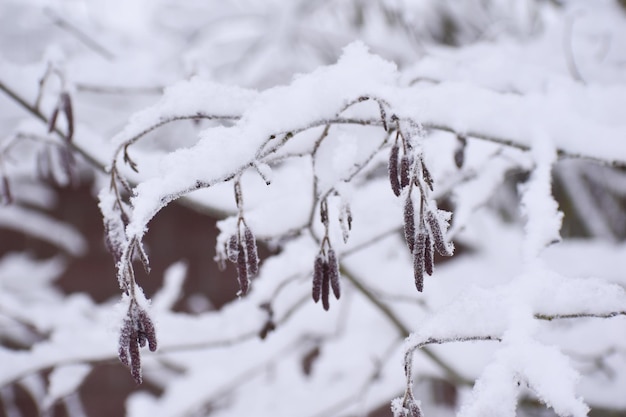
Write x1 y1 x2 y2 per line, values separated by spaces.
1 1 626 416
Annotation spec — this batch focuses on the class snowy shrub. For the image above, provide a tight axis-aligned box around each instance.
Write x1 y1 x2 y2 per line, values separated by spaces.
1 1 626 416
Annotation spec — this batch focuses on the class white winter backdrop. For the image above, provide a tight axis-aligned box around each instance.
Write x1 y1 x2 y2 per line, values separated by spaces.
1 1 626 417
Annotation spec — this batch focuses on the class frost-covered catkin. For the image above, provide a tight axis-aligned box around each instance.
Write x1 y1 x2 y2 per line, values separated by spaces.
118 318 132 366
118 305 158 384
408 401 423 417
423 233 433 276
236 243 249 295
400 155 411 189
426 210 453 257
403 196 416 253
312 254 324 303
129 336 142 384
227 235 239 263
327 249 340 299
414 232 426 292
244 226 259 277
321 260 330 311
389 143 401 196
137 308 157 352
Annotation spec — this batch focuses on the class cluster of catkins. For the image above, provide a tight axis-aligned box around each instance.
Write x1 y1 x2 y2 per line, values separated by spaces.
224 219 259 296
118 301 157 384
312 199 342 310
388 133 454 292
312 247 340 310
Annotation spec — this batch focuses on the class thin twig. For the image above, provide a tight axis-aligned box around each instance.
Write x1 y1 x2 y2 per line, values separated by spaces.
44 9 115 61
0 80 105 171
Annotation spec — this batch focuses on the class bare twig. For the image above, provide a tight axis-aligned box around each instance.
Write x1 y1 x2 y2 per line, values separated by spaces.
44 8 115 61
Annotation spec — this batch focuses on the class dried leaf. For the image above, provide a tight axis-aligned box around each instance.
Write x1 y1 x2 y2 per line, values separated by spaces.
421 159 434 191
104 220 124 264
327 249 340 299
389 143 401 197
340 204 352 243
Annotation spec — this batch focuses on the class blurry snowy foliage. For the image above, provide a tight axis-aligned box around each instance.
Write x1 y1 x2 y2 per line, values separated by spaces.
1 0 626 416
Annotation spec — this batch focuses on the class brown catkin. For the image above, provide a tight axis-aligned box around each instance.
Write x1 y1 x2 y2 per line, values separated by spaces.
129 332 142 384
414 232 426 292
403 196 416 253
227 235 239 263
327 249 340 299
236 243 249 295
424 232 433 276
321 260 330 311
244 226 259 277
426 210 453 257
58 146 76 185
312 254 324 303
137 308 157 352
118 318 132 366
400 155 411 189
48 106 59 134
61 92 74 142
408 401 423 417
454 135 467 169
388 143 401 197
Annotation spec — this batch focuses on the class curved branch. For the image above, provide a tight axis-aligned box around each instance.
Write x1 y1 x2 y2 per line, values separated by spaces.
0 80 105 171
